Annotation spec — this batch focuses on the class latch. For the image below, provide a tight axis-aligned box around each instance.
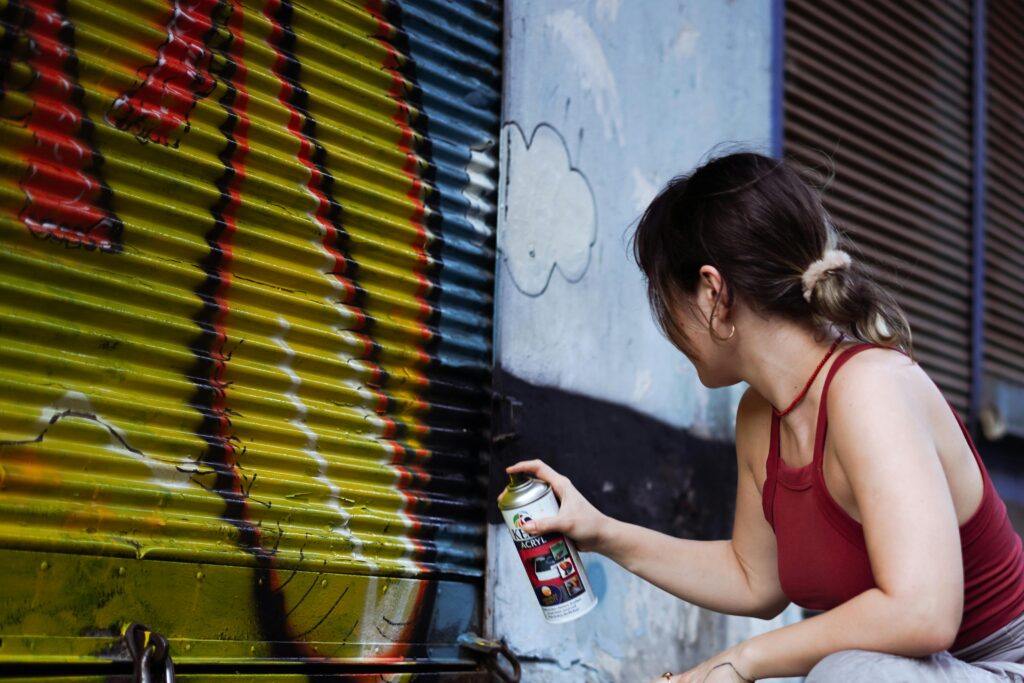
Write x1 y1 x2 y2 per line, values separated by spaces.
458 631 522 682
124 622 175 683
491 390 522 446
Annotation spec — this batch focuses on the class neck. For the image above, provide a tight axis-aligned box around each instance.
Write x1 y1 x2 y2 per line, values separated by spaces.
735 319 848 419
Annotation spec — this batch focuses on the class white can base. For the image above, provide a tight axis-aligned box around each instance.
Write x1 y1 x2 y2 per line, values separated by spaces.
543 592 599 624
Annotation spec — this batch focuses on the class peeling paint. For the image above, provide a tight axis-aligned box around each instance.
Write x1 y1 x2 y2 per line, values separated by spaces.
672 20 701 59
544 9 624 145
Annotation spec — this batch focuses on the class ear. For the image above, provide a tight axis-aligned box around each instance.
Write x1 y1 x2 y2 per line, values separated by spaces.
697 265 728 316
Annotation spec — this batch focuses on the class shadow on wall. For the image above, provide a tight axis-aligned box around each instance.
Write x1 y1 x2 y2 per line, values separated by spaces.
489 368 739 541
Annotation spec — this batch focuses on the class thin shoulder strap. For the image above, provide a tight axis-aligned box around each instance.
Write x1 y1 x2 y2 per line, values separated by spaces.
812 342 878 467
763 410 781 526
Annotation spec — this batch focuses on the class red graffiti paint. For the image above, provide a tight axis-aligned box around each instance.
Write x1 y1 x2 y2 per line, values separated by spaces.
5 0 123 252
263 1 390 381
263 0 356 299
362 1 445 662
362 1 435 418
262 1 434 662
187 0 250 516
203 0 249 477
106 0 226 147
364 0 435 339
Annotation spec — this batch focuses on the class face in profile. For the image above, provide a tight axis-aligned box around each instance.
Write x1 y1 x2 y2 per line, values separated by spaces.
665 293 743 389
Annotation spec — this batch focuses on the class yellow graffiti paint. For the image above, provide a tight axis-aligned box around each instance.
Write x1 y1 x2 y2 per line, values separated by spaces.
0 0 497 670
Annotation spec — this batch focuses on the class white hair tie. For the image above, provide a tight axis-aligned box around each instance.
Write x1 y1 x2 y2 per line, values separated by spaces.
802 248 852 302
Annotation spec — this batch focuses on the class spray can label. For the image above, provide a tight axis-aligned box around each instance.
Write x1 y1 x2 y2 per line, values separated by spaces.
500 487 598 623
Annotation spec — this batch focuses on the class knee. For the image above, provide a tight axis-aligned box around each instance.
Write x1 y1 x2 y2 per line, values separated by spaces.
806 649 911 682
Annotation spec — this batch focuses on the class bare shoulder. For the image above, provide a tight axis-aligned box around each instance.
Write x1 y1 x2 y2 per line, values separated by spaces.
735 384 773 475
825 344 984 527
828 345 938 414
826 345 950 466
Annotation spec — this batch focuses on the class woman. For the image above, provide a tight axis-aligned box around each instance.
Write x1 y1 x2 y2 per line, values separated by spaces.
503 151 1024 682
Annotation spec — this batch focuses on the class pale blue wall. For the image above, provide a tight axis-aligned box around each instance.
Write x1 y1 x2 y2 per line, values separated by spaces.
495 0 775 439
487 2 801 681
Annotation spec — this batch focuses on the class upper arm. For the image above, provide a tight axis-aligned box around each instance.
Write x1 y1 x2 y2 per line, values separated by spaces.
732 386 789 616
829 357 963 630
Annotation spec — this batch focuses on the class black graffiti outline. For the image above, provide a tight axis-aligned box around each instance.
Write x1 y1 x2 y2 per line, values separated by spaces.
0 408 142 456
498 120 599 298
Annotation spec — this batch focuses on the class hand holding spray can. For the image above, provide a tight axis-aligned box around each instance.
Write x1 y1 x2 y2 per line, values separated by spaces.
497 471 598 623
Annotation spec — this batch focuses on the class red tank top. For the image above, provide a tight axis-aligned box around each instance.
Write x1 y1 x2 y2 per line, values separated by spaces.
762 342 1024 652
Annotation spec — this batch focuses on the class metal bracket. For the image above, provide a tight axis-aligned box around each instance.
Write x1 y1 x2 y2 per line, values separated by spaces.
124 622 175 683
458 631 522 682
491 391 522 446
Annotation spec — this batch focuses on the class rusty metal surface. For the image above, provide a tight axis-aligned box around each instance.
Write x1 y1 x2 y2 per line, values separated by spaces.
0 0 498 669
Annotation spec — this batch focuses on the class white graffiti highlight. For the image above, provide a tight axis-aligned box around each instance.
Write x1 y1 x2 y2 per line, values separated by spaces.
0 390 192 491
272 316 365 560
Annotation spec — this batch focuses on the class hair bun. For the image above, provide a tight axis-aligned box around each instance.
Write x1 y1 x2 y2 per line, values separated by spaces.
802 248 852 302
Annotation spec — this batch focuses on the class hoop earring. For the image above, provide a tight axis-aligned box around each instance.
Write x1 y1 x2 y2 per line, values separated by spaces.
709 311 736 342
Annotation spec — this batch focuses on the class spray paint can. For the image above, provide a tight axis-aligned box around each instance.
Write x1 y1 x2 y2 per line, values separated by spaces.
497 472 598 623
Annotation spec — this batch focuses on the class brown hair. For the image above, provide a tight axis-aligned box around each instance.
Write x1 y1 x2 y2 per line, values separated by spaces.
629 150 914 361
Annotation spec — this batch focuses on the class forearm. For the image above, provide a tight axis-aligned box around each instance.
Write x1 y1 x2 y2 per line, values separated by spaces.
738 587 958 680
599 517 779 617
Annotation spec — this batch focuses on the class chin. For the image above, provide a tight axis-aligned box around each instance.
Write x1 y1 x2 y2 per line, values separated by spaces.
691 354 740 388
699 369 742 389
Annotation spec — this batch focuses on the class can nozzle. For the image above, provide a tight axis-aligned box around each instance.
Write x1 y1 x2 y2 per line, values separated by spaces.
507 472 533 489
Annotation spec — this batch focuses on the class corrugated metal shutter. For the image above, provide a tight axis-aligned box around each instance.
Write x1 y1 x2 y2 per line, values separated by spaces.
0 0 497 674
783 0 975 418
982 0 1024 435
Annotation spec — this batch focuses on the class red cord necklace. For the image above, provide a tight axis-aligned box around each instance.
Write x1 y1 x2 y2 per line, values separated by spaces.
772 333 846 417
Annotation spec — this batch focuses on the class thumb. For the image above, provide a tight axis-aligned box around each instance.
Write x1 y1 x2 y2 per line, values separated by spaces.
524 516 558 536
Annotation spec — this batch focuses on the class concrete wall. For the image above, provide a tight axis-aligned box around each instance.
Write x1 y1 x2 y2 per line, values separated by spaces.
486 1 801 681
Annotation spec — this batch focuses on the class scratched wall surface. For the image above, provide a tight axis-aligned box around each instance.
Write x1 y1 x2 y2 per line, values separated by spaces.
0 0 498 675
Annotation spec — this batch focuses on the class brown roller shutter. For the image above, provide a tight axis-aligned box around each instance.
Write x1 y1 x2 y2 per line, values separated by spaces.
784 0 974 419
982 0 1024 435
